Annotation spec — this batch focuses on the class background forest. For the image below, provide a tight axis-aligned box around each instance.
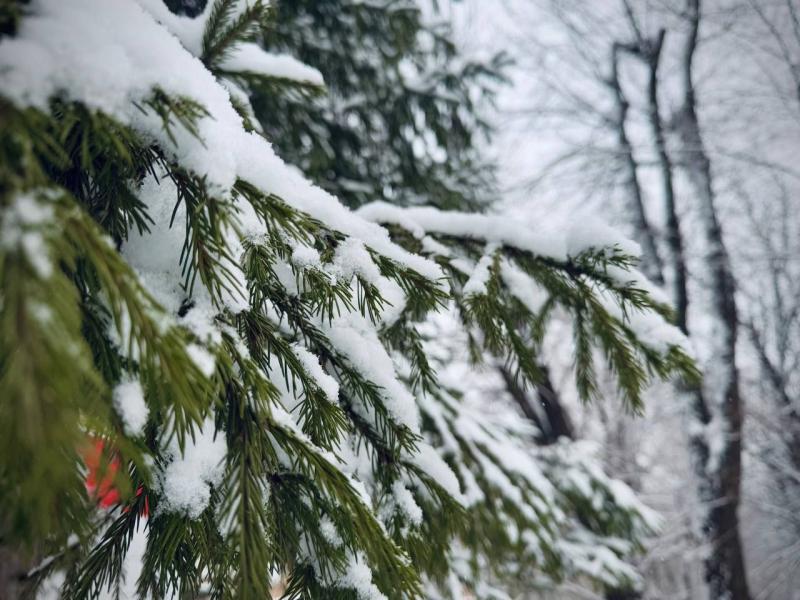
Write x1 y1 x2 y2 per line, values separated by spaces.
456 0 800 598
0 0 797 599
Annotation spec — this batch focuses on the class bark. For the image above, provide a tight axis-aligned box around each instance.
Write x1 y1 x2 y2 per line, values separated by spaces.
643 31 689 333
617 15 687 330
603 27 679 599
677 1 751 598
608 44 665 286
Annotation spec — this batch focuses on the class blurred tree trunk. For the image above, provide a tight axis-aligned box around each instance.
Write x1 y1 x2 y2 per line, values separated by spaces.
617 7 686 332
601 21 679 600
608 43 664 286
499 365 573 443
502 365 646 600
676 1 751 598
640 30 688 333
623 18 697 600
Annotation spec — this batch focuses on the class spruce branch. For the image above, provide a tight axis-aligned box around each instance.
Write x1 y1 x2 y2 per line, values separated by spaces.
202 0 272 71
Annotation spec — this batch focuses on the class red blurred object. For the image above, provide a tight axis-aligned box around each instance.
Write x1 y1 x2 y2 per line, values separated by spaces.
83 439 148 515
84 439 121 507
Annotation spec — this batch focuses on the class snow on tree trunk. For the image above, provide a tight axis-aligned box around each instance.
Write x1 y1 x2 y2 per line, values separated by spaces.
678 2 751 599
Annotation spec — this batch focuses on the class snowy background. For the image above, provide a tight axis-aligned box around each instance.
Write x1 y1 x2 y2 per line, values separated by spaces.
450 1 800 598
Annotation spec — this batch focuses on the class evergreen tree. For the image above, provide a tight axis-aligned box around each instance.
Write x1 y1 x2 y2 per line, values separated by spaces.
252 3 682 596
0 1 695 598
255 0 504 211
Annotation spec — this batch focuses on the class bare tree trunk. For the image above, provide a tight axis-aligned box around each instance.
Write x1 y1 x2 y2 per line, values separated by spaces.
608 44 665 286
601 24 676 599
643 31 689 333
617 5 686 329
621 19 698 599
501 364 644 600
677 1 751 598
499 365 573 444
745 188 800 488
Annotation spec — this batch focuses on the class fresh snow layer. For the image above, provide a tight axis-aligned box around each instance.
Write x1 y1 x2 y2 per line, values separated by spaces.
157 419 227 518
0 193 55 279
0 0 442 283
357 201 642 262
323 313 420 432
358 202 689 355
137 2 325 89
112 378 148 437
336 553 388 600
292 343 340 403
220 43 325 86
598 289 693 355
390 479 423 526
462 249 496 296
406 441 466 505
500 259 549 315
